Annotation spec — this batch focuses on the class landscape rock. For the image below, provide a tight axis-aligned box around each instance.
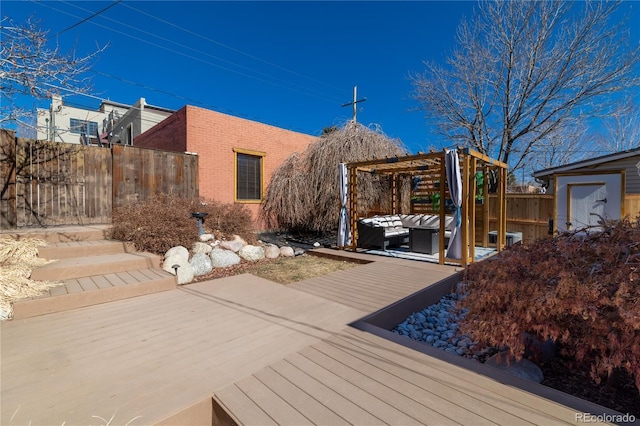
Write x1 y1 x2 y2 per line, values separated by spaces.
199 233 215 242
239 245 265 262
219 237 245 253
164 246 189 263
190 252 213 276
280 246 295 257
264 244 280 259
485 353 544 383
210 248 241 268
162 254 194 285
192 242 213 255
294 247 305 256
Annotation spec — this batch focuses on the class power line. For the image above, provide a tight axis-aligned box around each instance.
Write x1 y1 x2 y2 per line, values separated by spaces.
119 1 349 97
57 0 343 105
57 0 122 35
35 0 345 106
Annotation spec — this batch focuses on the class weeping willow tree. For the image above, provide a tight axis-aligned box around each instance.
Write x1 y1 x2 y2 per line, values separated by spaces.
261 121 407 232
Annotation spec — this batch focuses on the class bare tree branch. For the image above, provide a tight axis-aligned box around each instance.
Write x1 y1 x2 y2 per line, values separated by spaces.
0 17 106 129
411 0 640 172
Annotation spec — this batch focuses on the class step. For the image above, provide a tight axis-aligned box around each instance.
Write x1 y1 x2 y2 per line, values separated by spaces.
2 225 111 243
30 252 162 281
38 240 135 260
13 268 176 319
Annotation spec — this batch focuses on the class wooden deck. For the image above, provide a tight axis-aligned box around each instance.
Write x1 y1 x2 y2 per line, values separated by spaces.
213 328 582 425
1 249 604 425
1 274 365 425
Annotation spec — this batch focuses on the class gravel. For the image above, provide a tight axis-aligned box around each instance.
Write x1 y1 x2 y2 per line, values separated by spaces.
392 292 496 361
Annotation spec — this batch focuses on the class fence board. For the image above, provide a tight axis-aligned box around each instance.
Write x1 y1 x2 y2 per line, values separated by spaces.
625 194 640 219
1 134 198 230
475 194 553 244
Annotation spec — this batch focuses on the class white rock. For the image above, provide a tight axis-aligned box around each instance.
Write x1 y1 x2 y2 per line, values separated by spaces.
164 246 189 262
192 242 213 254
279 246 295 257
190 252 213 276
313 242 321 247
264 245 280 259
219 239 244 253
210 248 241 268
199 233 214 242
162 254 194 285
239 245 265 262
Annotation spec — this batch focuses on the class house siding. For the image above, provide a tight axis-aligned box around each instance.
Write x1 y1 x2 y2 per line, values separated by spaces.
545 156 640 195
135 105 317 228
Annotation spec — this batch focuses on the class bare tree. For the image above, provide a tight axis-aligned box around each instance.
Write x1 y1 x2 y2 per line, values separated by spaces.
595 94 640 153
411 0 640 172
0 17 105 131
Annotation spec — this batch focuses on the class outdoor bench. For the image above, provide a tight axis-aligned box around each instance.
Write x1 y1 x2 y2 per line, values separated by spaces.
357 214 454 251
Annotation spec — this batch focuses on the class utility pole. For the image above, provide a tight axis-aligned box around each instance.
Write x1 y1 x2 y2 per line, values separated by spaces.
341 86 366 123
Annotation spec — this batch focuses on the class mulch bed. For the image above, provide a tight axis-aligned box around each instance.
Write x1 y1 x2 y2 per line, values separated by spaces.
540 357 640 416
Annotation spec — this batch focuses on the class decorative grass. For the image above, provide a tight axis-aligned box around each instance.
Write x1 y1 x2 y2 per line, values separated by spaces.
0 238 63 320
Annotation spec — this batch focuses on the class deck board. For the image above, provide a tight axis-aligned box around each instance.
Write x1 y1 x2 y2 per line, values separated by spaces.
3 248 597 425
1 274 365 425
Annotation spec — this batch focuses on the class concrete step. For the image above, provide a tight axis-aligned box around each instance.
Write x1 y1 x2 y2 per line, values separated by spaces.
38 240 135 260
30 252 162 281
2 225 111 243
13 268 176 319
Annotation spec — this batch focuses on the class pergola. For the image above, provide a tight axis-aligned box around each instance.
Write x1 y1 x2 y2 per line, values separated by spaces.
344 148 508 267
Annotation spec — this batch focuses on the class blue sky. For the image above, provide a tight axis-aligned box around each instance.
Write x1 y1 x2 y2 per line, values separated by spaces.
3 1 639 155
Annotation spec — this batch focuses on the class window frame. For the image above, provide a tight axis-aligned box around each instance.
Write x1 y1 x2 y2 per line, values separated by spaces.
233 148 266 203
69 118 98 136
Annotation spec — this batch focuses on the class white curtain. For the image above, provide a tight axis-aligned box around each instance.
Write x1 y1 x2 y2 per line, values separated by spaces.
337 163 351 247
445 149 463 259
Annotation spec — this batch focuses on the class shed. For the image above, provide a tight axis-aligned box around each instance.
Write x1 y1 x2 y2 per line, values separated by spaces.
344 148 508 267
533 147 640 233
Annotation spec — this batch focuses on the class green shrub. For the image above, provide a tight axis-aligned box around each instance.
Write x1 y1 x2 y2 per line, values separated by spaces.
109 194 256 254
459 218 640 392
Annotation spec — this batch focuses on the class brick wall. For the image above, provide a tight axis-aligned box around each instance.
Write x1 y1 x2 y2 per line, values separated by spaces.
134 107 188 152
134 105 318 229
184 106 317 228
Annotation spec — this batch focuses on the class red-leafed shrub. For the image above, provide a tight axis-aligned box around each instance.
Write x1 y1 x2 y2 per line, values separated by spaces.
459 218 640 392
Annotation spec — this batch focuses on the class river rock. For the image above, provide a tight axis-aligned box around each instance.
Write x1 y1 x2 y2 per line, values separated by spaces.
239 245 265 262
192 242 213 254
210 248 241 268
219 236 245 253
190 252 213 276
280 246 295 257
163 254 194 285
264 244 280 259
164 246 189 263
199 233 214 242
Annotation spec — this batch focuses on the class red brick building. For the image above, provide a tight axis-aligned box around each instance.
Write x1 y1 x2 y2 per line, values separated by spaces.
134 105 317 228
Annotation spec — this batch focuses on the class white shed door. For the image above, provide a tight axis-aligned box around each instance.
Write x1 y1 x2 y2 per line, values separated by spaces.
567 184 607 231
555 173 622 233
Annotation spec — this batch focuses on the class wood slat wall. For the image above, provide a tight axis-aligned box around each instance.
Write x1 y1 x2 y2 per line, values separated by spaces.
1 130 199 229
475 194 554 244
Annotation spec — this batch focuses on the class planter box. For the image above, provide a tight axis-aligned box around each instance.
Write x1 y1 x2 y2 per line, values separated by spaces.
349 272 624 417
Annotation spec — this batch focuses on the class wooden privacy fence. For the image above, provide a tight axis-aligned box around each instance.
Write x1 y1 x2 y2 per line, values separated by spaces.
1 129 198 229
476 194 554 245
